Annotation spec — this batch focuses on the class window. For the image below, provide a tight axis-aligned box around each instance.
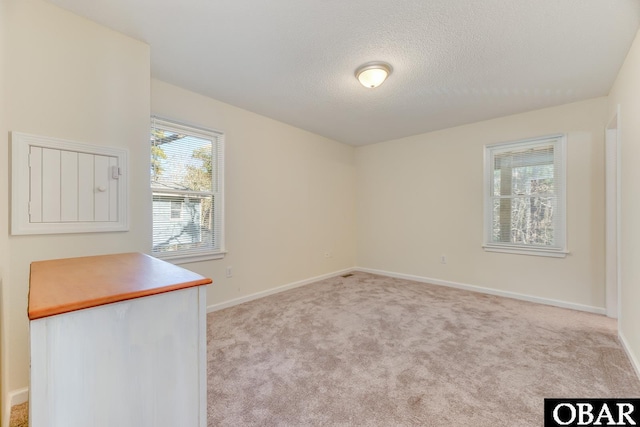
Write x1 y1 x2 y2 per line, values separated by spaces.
483 135 567 257
170 201 182 220
151 117 225 263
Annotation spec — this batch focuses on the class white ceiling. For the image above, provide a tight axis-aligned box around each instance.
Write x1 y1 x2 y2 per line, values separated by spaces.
48 0 640 146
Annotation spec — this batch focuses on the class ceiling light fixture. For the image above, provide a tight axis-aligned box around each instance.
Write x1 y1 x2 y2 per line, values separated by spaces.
355 61 392 88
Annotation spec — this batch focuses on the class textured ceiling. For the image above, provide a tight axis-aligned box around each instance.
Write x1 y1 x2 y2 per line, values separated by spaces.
48 0 640 146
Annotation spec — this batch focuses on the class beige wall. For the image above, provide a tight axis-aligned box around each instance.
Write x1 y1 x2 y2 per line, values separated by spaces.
356 97 607 309
1 0 7 419
151 80 357 307
608 28 640 373
1 0 151 415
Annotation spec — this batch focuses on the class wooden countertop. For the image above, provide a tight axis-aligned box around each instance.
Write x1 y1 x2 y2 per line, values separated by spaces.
28 252 212 320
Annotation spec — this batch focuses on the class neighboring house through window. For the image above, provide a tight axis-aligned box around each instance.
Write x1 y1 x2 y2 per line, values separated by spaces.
151 117 225 263
483 134 567 257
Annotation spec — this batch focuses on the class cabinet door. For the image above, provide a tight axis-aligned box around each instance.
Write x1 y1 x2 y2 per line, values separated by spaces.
12 132 128 235
30 287 206 427
30 147 119 224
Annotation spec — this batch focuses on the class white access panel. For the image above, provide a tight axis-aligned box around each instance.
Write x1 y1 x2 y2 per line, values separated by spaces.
60 150 79 222
11 132 128 235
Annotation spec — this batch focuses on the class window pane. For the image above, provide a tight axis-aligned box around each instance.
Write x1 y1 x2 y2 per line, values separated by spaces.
152 194 214 253
151 131 213 192
493 145 554 196
492 196 556 246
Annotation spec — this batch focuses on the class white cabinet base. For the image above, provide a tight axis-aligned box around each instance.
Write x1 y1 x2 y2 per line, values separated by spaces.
29 286 206 427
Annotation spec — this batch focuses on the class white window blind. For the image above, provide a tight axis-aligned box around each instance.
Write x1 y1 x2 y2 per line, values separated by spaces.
484 135 567 257
151 117 225 262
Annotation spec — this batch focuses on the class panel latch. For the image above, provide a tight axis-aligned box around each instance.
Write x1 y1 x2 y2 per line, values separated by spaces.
111 166 121 180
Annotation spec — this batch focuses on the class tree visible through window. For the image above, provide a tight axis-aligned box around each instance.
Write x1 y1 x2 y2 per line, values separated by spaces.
150 117 224 260
484 135 566 256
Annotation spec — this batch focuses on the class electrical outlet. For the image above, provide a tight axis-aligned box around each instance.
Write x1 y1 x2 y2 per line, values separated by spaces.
440 255 447 264
226 266 233 278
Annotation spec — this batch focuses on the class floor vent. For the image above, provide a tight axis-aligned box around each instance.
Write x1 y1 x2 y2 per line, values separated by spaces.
341 273 354 278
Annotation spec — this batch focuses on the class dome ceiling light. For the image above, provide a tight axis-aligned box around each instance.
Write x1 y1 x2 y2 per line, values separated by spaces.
355 62 392 88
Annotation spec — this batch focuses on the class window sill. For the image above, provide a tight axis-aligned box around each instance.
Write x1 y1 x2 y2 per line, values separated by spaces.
482 245 568 258
152 250 227 265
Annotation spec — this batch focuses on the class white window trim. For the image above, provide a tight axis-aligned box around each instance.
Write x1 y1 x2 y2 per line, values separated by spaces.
159 250 228 265
151 116 226 264
483 134 568 258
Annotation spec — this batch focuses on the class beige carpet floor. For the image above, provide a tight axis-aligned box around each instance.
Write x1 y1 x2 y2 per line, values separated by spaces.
207 272 640 426
8 401 28 427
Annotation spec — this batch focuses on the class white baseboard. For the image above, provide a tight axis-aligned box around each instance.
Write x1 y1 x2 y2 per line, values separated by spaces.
355 267 607 315
207 268 355 313
4 387 29 427
619 331 640 381
207 266 607 315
